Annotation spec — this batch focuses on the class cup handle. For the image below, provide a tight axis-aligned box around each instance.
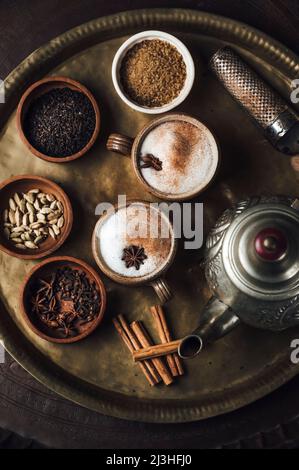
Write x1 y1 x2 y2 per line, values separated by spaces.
150 278 173 304
106 133 134 157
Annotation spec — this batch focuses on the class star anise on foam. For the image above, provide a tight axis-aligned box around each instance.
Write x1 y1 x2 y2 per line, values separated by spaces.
140 154 163 171
122 245 148 271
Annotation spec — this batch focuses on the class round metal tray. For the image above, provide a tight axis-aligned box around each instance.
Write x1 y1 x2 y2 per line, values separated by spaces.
0 8 299 423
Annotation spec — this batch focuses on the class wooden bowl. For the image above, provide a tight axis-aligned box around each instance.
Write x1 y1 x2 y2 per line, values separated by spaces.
0 175 73 259
17 76 101 163
21 256 107 344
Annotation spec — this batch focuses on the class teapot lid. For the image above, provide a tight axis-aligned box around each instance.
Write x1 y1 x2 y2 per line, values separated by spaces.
222 199 299 301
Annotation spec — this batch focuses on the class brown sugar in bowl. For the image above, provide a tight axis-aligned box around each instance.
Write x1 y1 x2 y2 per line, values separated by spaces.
20 256 107 344
17 76 101 163
0 175 73 260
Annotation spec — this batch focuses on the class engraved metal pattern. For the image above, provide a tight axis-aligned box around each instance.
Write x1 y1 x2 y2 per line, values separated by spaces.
205 251 223 290
205 195 299 331
211 47 296 138
205 198 253 276
204 199 252 291
255 296 299 331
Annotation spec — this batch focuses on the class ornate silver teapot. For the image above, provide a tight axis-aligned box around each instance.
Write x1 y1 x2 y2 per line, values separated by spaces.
179 195 299 359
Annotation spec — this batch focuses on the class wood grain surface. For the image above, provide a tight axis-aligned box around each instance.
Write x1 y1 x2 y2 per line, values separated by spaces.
0 0 299 450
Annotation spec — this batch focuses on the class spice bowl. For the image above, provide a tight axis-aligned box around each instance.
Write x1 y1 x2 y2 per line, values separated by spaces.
0 175 73 259
21 256 107 344
112 30 195 114
17 76 101 163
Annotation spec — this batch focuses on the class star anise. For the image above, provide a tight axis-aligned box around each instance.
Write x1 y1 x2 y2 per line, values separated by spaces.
37 275 55 298
43 296 58 318
31 293 47 315
40 314 59 329
57 321 77 338
65 311 78 326
122 245 148 270
56 311 70 327
140 154 163 171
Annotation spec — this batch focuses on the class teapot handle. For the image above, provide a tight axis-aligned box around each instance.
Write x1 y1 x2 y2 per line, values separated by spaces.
178 297 241 359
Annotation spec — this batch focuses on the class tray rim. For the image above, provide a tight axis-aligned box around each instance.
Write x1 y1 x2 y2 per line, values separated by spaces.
1 7 299 423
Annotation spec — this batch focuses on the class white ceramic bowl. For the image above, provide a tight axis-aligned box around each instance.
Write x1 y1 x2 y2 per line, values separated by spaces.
112 30 195 114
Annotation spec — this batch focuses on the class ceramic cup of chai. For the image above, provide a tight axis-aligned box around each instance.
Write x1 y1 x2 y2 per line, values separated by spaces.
92 200 177 304
107 114 220 201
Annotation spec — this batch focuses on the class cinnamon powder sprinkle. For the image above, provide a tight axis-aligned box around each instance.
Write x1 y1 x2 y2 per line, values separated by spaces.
120 39 187 108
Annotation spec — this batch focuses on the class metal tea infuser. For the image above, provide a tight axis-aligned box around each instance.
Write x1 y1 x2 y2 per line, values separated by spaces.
210 47 299 156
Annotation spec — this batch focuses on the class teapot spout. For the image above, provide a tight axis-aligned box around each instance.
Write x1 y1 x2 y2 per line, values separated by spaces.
178 297 241 359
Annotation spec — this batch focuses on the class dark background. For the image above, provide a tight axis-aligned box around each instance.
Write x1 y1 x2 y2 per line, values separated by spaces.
0 0 298 77
0 0 299 449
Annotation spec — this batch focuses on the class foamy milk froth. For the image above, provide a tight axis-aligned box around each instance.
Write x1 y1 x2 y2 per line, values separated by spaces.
96 203 173 278
139 120 218 196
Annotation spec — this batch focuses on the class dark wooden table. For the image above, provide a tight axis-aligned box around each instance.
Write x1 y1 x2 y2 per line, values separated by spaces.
0 0 299 449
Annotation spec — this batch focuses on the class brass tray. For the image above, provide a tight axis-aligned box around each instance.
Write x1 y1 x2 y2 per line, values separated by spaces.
1 8 299 423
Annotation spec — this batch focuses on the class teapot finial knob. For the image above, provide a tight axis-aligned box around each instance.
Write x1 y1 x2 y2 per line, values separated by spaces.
254 228 287 261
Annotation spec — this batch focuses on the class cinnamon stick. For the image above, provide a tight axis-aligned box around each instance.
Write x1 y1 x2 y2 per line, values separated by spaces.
150 306 184 376
117 315 161 384
113 317 159 386
150 306 178 376
133 340 182 362
131 321 173 386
